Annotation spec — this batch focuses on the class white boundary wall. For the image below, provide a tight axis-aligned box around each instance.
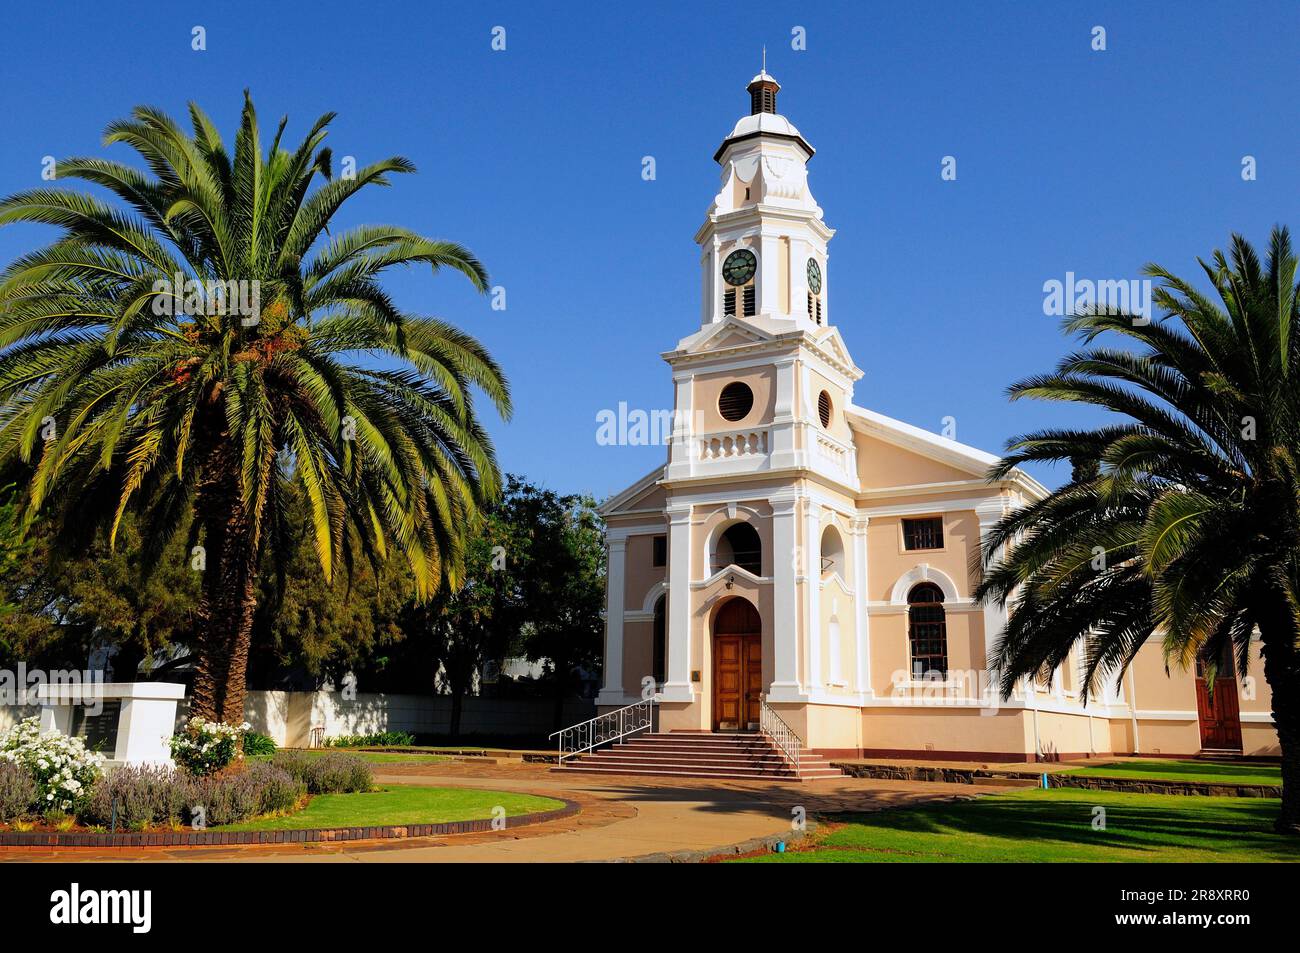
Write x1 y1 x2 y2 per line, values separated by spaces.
180 691 595 747
4 690 594 747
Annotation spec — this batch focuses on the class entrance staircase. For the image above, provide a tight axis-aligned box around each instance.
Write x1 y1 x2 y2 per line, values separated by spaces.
553 731 844 782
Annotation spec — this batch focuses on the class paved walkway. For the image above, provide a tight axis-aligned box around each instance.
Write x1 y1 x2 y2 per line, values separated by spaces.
1 760 1005 863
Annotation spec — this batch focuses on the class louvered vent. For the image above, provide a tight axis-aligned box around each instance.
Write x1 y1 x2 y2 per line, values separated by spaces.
743 285 756 317
818 390 832 427
718 382 755 422
724 289 736 317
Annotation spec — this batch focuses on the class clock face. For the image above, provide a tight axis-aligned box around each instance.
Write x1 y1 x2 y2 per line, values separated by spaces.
807 258 822 294
722 249 757 286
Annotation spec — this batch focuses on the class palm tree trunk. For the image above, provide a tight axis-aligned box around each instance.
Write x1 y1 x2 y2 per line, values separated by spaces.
449 689 464 740
190 446 261 726
1259 608 1300 834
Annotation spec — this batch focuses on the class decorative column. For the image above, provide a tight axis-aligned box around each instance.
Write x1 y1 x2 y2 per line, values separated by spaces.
976 500 1009 704
758 231 781 316
660 504 695 702
596 535 628 706
804 501 822 693
767 495 805 701
665 372 695 482
852 515 872 699
769 356 799 470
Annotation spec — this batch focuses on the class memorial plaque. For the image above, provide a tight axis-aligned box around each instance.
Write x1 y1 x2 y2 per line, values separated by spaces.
70 700 121 755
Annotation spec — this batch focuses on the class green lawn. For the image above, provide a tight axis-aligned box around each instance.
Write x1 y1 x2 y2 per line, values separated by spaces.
218 785 565 832
735 789 1300 863
1059 759 1280 787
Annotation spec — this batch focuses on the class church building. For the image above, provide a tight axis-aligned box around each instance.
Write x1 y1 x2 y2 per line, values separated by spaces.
594 71 1278 764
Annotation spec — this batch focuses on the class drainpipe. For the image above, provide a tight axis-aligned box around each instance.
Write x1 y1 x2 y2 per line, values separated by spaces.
1126 667 1141 755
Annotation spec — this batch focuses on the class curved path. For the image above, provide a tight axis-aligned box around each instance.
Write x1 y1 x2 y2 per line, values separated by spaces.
0 759 1004 863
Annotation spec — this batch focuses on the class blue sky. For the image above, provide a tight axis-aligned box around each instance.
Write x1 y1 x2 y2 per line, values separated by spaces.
1 1 1297 499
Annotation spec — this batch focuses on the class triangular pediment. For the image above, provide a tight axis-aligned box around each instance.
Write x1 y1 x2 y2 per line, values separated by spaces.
810 326 857 372
672 314 779 357
598 464 667 517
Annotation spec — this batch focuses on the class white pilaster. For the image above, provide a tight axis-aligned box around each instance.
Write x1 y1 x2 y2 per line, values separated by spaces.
852 515 872 698
758 231 781 315
976 500 1009 684
768 356 799 470
804 501 822 691
767 495 805 701
664 372 695 482
596 536 628 706
660 504 695 702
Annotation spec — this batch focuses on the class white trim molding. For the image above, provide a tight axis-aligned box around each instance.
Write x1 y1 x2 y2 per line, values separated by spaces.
888 563 961 604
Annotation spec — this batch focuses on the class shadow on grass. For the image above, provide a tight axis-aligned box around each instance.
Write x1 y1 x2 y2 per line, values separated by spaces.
823 792 1300 862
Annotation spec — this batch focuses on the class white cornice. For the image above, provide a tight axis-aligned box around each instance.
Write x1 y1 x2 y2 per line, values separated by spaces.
597 464 666 517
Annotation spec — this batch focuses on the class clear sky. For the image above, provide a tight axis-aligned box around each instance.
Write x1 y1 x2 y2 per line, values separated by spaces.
1 1 1297 500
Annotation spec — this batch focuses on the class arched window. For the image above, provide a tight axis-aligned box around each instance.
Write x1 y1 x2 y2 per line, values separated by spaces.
907 582 947 679
714 522 762 576
819 525 844 576
652 595 666 684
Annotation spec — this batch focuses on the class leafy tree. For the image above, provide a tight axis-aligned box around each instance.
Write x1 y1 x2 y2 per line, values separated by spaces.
976 227 1300 833
0 512 199 675
0 95 510 723
501 477 605 730
0 484 31 616
397 510 521 736
247 481 412 687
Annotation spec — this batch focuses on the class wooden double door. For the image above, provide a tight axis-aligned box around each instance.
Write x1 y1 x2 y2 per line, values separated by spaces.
1196 676 1243 751
712 599 762 731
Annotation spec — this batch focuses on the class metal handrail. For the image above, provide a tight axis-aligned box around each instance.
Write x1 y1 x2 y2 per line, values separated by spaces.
759 696 802 774
549 697 656 764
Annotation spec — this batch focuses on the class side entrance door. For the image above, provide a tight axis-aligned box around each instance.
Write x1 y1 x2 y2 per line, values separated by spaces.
1195 676 1243 751
712 598 763 732
713 633 762 731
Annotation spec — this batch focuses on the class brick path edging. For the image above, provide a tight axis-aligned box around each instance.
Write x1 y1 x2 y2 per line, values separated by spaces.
0 798 580 849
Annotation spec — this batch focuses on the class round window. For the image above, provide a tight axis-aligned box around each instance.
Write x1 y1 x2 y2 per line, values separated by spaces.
719 381 754 422
818 390 832 427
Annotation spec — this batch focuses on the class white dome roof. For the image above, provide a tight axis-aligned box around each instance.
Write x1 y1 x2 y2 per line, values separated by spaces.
748 69 780 88
725 111 802 141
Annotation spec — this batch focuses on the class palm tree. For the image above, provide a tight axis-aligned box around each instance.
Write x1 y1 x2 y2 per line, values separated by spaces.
0 94 510 724
976 227 1300 833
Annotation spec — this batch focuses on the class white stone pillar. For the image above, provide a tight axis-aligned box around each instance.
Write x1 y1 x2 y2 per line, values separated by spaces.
852 515 872 698
706 238 721 325
768 495 805 701
596 536 628 706
769 356 799 470
665 372 695 482
976 501 1009 695
805 502 822 693
660 504 695 702
759 232 780 316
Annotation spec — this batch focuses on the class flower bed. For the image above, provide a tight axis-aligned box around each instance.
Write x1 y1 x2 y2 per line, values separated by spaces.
0 716 377 833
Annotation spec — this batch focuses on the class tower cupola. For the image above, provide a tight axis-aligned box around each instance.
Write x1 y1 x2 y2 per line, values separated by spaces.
747 70 780 114
696 70 833 328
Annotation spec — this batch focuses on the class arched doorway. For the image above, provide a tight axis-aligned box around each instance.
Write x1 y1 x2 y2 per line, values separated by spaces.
712 597 762 731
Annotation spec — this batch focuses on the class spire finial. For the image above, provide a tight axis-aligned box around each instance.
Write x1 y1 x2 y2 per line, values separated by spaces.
762 45 766 73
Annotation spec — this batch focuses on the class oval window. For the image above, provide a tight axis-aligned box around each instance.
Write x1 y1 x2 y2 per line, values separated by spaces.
719 382 754 422
818 390 832 427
